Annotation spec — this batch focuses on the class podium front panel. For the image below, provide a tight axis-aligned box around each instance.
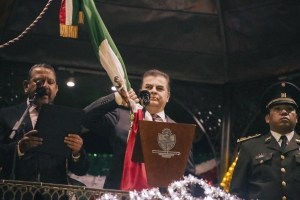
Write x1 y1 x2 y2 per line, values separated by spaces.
138 120 196 187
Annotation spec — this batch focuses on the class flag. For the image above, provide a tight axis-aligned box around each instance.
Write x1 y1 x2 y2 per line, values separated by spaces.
80 0 147 191
81 0 130 92
59 0 84 38
120 109 148 191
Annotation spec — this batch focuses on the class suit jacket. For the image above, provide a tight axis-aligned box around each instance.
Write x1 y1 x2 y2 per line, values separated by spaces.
82 93 195 190
0 102 89 184
229 132 300 200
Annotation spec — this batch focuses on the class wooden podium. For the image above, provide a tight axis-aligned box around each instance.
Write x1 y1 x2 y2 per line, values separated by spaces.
132 120 196 187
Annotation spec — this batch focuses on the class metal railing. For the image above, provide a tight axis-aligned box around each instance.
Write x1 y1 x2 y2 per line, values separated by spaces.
0 180 129 200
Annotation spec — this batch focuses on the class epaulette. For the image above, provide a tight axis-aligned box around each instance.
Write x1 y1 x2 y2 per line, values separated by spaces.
237 133 261 143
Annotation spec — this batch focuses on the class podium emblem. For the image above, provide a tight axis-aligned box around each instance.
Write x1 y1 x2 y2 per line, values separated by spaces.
158 128 176 151
152 128 180 158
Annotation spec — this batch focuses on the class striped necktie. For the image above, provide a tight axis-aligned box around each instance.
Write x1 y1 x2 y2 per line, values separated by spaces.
151 114 163 122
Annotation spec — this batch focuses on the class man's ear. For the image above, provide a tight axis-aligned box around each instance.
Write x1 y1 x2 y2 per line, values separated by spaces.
55 84 59 91
265 114 270 123
23 80 29 94
166 92 171 102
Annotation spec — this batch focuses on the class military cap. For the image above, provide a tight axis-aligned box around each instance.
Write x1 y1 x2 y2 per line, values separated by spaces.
261 82 300 113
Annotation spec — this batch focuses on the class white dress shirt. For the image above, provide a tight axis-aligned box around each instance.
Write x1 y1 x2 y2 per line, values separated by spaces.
270 130 294 147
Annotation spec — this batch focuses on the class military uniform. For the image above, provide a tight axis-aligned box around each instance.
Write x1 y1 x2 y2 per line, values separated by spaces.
229 82 300 200
230 132 300 199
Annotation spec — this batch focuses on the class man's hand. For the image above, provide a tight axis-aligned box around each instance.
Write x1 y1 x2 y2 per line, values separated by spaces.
64 134 83 156
122 89 139 107
19 130 43 153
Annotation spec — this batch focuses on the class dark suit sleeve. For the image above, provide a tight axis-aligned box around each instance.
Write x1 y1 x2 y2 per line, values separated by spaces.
0 108 18 177
68 148 89 176
229 144 249 199
184 146 196 176
185 145 204 197
82 93 119 129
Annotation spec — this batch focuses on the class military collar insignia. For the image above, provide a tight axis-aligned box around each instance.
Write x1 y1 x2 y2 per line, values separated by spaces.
237 133 261 143
295 139 300 144
265 136 272 143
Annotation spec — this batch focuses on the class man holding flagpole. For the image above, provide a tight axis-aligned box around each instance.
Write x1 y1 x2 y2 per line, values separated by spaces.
59 0 196 193
81 69 196 191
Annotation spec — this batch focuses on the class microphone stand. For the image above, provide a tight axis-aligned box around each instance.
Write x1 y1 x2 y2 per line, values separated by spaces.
140 90 150 119
9 93 37 180
142 102 147 119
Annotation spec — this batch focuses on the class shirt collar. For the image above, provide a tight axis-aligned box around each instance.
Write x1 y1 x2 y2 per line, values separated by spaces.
27 98 39 113
270 130 294 142
145 110 166 122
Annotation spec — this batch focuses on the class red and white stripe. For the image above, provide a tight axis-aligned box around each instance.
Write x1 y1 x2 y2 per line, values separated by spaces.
60 0 74 25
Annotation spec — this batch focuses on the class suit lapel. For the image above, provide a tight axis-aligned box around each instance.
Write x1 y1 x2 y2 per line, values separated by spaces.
165 115 175 123
264 132 281 152
15 102 33 134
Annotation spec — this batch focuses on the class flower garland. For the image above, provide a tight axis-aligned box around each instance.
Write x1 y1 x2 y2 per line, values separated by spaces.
96 175 240 199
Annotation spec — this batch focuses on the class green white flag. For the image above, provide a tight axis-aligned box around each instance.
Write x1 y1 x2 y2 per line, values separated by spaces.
81 0 131 91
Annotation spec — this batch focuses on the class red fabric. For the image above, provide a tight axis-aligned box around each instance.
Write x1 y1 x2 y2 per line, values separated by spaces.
120 109 148 191
200 167 218 185
59 0 66 24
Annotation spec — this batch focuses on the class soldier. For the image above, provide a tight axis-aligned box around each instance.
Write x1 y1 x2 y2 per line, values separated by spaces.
229 82 300 200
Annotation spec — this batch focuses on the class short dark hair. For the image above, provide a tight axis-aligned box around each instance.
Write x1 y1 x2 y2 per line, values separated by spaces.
141 69 170 91
27 63 56 81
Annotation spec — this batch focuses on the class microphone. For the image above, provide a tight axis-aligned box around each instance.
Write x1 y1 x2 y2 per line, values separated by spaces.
9 81 45 140
139 90 150 107
36 80 46 97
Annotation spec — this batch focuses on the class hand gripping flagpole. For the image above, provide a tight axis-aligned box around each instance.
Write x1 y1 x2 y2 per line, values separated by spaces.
114 75 138 114
114 76 129 105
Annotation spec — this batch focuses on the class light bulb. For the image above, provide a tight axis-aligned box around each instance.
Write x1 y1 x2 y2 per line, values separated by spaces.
67 77 75 87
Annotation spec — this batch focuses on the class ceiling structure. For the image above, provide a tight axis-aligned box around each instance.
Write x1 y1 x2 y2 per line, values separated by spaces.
1 0 300 84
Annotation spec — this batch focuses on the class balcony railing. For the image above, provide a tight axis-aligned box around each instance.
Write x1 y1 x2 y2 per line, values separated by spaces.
0 179 129 200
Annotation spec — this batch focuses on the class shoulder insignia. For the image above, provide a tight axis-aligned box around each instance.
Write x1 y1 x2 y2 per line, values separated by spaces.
265 136 272 142
237 134 261 143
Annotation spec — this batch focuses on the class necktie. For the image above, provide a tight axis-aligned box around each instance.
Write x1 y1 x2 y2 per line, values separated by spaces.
151 114 157 121
151 114 162 122
280 135 287 150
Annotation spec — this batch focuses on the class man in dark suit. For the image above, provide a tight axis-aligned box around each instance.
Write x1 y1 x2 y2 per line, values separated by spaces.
229 82 300 199
0 63 89 185
82 69 195 191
